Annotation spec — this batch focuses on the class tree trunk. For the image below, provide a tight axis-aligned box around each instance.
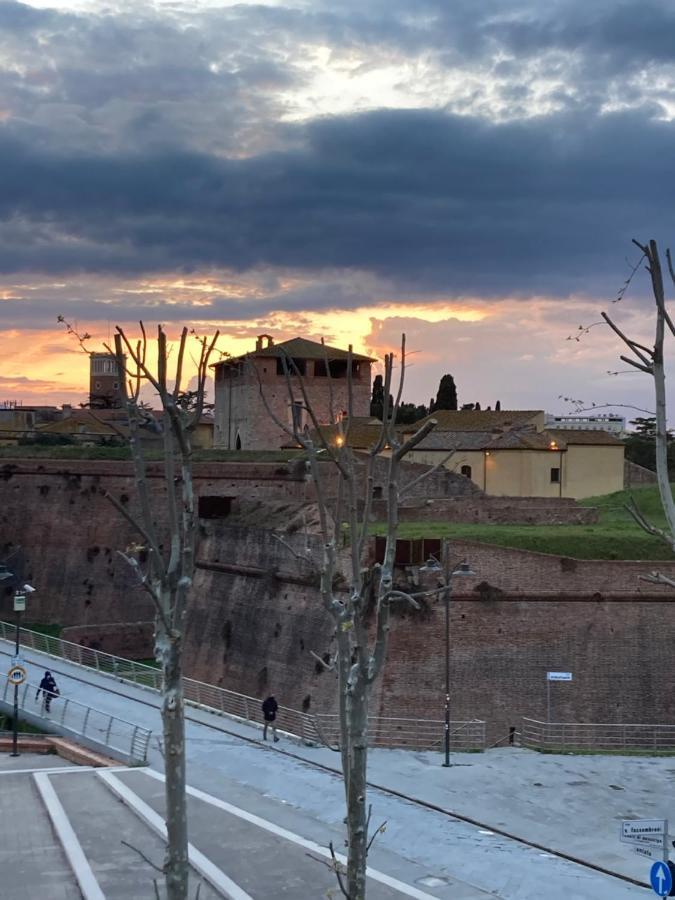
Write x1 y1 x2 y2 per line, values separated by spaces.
158 623 189 900
346 673 369 900
652 330 675 546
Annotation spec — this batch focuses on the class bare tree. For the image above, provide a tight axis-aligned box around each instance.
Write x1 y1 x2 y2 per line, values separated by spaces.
603 239 675 581
256 337 436 899
63 318 219 900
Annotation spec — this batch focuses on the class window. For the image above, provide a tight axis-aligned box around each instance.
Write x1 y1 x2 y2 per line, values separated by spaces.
550 467 560 484
460 465 472 479
91 357 118 375
113 382 119 390
235 433 242 450
290 400 304 432
373 486 383 499
198 496 233 518
276 357 306 376
95 381 101 390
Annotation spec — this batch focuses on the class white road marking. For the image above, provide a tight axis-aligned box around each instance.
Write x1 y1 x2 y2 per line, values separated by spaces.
97 769 254 900
142 767 441 900
33 772 106 900
0 765 95 776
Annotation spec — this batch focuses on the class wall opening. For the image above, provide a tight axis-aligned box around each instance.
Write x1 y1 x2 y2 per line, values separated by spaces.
277 357 306 376
550 467 560 484
198 496 233 518
460 464 472 479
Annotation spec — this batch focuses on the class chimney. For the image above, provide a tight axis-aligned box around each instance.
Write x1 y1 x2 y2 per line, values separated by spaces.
255 334 274 351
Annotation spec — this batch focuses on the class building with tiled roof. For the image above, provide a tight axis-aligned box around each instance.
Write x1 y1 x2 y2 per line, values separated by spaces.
399 409 624 499
413 409 545 432
212 335 374 451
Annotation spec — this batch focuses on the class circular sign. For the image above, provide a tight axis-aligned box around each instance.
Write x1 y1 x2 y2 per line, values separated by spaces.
7 665 26 685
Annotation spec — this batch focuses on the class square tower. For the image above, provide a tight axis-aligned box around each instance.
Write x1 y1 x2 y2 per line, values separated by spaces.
89 352 124 409
213 335 374 450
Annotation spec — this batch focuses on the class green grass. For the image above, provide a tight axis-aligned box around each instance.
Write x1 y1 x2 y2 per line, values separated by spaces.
22 623 63 639
0 445 306 462
371 485 675 561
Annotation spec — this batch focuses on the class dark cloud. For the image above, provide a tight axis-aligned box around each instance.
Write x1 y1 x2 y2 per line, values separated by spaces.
0 105 673 297
0 278 376 329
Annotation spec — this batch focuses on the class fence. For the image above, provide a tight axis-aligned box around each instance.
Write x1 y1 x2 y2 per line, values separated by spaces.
521 717 675 752
315 715 486 750
0 622 487 750
0 675 152 763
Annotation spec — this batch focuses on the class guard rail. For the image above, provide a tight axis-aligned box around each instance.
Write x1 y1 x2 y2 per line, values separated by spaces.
521 717 675 752
0 674 151 763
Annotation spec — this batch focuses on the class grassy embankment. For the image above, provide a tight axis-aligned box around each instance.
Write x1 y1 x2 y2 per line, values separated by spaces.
372 485 675 561
0 445 304 463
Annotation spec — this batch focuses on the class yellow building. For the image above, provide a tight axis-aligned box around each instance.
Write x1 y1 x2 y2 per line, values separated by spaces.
320 409 625 500
401 410 624 499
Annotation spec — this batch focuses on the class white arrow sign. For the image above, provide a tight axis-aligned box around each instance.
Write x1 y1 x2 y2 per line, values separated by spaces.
656 867 666 895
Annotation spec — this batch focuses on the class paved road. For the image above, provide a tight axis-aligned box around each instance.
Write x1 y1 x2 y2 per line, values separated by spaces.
0 639 656 899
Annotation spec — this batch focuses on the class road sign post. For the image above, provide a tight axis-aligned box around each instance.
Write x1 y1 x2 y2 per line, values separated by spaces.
11 592 25 758
546 671 572 723
620 820 672 895
650 860 673 897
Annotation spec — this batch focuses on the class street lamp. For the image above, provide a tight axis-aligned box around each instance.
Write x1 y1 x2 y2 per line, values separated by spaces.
0 568 35 757
421 554 476 767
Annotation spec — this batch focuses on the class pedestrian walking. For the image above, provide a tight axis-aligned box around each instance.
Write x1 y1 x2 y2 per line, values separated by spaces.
262 695 279 742
36 670 59 713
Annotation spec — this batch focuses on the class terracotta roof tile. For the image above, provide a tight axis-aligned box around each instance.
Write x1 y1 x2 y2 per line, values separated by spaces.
215 337 374 366
409 410 543 432
547 428 623 446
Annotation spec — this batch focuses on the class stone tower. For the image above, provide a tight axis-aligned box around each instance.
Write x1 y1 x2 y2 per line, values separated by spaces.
213 335 374 450
89 352 124 409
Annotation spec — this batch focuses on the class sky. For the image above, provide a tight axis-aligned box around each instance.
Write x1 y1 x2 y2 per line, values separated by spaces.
1 0 675 415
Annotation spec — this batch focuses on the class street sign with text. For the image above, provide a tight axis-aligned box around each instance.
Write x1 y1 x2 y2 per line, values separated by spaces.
622 820 667 840
546 672 572 681
634 844 660 861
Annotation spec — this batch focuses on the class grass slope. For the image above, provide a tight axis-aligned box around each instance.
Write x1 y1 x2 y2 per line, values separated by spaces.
372 485 675 561
0 445 305 462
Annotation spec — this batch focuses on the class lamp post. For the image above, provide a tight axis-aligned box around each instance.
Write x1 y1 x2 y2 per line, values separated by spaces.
421 554 476 767
10 590 25 757
0 566 35 758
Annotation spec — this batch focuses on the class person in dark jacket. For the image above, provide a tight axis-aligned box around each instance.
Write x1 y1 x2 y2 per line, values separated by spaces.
36 671 59 713
262 695 279 742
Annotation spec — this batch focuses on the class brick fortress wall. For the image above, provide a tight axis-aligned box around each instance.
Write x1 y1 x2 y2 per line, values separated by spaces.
1 459 673 739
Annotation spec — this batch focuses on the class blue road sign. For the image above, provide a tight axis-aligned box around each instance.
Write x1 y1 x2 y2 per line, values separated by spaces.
650 861 672 897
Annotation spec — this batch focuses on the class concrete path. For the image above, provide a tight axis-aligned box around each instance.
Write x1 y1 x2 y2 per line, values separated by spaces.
1 639 667 898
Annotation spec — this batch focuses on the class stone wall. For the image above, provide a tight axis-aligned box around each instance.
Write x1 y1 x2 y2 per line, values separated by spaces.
61 622 154 659
377 593 675 741
624 459 658 487
2 457 674 742
182 530 675 742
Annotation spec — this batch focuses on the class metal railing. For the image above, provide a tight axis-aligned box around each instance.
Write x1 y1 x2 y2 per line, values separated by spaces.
0 622 484 750
522 717 675 752
0 675 152 763
0 622 321 744
315 715 486 750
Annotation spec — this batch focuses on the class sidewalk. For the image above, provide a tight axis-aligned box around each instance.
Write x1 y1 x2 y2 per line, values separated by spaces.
1 639 662 897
